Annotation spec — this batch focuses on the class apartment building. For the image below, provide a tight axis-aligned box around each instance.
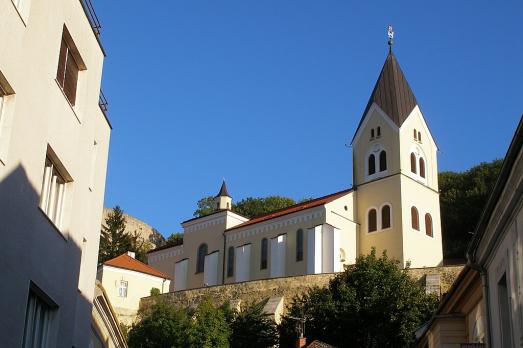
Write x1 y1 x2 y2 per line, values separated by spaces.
0 0 111 347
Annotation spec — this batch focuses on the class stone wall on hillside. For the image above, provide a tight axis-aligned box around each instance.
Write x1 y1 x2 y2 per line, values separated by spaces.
102 208 162 247
141 265 464 315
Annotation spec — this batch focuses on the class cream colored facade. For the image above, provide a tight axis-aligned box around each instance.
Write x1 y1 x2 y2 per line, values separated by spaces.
0 0 110 347
97 261 171 326
148 50 444 292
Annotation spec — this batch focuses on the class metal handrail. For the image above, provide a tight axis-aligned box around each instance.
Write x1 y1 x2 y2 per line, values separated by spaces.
80 0 102 37
99 90 108 114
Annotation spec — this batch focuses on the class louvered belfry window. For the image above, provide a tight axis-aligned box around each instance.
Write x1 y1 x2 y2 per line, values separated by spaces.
56 37 79 106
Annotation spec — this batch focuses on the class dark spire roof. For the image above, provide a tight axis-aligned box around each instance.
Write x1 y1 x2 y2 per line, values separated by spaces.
215 180 231 198
353 51 418 141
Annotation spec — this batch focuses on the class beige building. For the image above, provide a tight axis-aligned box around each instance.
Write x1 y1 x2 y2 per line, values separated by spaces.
97 252 171 325
0 0 110 347
148 47 444 291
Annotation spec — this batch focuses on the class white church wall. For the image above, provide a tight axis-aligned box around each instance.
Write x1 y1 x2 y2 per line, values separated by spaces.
204 251 220 286
325 193 357 267
174 259 188 291
235 244 251 283
322 224 341 273
307 225 323 274
270 234 286 278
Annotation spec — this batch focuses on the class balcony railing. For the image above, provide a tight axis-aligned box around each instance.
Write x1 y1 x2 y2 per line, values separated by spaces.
80 0 102 37
99 90 108 114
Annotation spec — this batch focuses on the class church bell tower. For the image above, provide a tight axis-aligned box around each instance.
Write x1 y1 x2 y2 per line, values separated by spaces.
215 180 232 211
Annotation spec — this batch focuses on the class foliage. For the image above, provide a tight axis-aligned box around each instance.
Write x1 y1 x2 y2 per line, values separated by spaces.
165 232 184 247
149 228 166 247
193 196 216 217
128 301 190 348
279 249 439 348
229 302 278 348
98 206 152 264
150 287 160 296
439 159 502 259
128 299 230 348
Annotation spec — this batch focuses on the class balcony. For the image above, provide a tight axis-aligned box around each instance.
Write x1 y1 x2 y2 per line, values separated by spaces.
80 0 102 37
98 90 108 114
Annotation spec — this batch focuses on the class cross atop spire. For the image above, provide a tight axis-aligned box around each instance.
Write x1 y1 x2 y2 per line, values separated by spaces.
387 25 394 51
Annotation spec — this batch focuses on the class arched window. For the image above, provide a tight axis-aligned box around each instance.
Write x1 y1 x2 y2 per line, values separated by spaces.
368 154 376 175
425 213 433 237
368 209 377 233
296 229 304 261
260 238 268 270
418 131 422 142
227 246 234 277
379 150 387 172
413 129 417 140
371 129 375 138
381 205 391 229
419 158 426 178
410 153 417 174
411 207 419 231
196 243 208 273
377 127 381 137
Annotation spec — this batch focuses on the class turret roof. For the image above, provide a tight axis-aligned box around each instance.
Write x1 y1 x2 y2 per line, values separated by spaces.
216 180 231 198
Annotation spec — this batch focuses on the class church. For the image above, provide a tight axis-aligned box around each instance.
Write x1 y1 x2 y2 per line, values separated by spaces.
148 43 444 292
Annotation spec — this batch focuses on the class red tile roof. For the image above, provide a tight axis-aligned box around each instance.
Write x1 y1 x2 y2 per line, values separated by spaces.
103 253 171 279
226 188 353 232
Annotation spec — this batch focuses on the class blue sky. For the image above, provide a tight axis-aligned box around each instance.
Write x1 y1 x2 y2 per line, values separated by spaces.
96 1 523 236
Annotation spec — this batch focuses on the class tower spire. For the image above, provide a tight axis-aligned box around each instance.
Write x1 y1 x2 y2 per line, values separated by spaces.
387 25 394 52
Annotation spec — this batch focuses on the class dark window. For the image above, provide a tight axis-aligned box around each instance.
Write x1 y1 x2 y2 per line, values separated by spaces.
381 205 391 229
368 209 377 233
419 158 426 178
227 246 234 277
379 150 387 172
425 213 433 237
56 36 79 106
413 129 417 140
196 243 207 273
377 127 381 137
418 132 422 142
410 153 417 174
296 229 303 262
411 207 419 231
498 274 513 347
371 129 375 138
23 290 54 348
368 154 376 175
260 238 268 269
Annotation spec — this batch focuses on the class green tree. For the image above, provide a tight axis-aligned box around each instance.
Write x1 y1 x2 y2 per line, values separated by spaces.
230 302 278 348
193 196 217 217
128 301 190 348
439 159 502 258
98 206 152 264
233 196 297 218
165 232 184 247
187 299 230 348
149 228 166 247
279 249 438 348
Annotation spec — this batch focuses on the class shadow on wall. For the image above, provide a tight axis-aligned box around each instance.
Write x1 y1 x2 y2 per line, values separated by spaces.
0 164 95 348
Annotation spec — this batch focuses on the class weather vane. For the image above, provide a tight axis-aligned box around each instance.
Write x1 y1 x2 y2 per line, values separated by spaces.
387 25 394 50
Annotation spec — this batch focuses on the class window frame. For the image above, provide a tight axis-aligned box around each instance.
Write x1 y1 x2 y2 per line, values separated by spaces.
296 229 304 262
118 280 128 298
425 213 433 237
411 206 420 231
23 284 57 348
381 204 392 230
368 208 377 233
196 243 208 274
379 150 387 172
419 157 426 178
227 246 234 277
260 238 268 270
368 154 376 175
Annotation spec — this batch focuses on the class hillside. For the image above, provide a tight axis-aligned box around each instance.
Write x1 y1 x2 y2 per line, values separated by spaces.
101 208 164 248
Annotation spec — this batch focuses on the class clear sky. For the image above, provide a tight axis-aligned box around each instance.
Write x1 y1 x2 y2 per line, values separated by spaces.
95 1 523 236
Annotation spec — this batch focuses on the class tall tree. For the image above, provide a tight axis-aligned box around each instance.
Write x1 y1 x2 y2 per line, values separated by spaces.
165 232 184 247
230 302 278 348
98 206 151 264
439 159 502 258
193 196 216 217
279 249 438 347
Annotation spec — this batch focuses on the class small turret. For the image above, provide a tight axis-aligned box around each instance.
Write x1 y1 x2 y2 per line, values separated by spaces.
215 180 232 211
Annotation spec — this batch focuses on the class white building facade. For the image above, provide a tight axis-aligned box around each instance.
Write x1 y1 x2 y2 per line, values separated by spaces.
0 0 111 347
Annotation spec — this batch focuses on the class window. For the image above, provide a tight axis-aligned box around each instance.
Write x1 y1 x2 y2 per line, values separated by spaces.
40 156 67 228
377 127 381 137
413 129 417 140
368 209 377 233
368 154 376 175
381 205 391 229
425 213 433 237
370 129 374 138
260 238 268 270
418 131 422 142
410 153 417 174
23 290 54 348
0 84 5 118
296 229 304 262
227 246 234 277
118 281 128 298
379 150 387 172
12 0 31 23
56 37 79 106
196 244 207 273
498 274 513 347
411 207 419 231
419 158 426 178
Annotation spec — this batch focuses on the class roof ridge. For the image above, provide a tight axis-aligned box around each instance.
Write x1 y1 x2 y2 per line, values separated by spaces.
104 253 171 279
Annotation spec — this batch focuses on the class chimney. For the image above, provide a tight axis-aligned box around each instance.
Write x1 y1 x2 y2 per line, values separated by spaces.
127 251 136 259
295 337 307 348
